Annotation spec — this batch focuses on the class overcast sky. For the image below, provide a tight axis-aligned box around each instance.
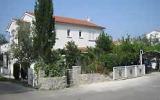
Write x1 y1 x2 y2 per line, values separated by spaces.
0 0 160 40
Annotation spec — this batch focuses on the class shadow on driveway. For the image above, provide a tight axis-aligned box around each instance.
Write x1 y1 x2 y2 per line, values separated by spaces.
0 82 35 95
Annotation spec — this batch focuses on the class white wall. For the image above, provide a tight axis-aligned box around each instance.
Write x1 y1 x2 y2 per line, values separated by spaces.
7 20 18 44
55 23 103 49
0 43 10 53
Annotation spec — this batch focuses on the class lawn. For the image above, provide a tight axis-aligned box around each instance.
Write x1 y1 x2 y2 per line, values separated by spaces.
0 75 10 81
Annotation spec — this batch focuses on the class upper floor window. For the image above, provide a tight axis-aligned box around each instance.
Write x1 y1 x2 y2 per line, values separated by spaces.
79 31 82 38
67 29 71 37
89 32 95 41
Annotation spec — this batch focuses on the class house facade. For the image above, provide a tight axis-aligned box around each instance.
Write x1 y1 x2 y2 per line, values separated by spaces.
0 12 105 76
146 30 160 44
8 12 105 49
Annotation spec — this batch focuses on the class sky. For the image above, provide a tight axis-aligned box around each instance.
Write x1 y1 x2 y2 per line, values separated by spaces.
0 0 160 40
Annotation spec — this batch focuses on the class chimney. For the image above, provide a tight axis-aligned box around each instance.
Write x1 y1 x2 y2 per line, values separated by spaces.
85 16 91 22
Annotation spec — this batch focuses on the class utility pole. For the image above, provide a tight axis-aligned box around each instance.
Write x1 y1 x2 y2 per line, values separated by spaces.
140 50 143 65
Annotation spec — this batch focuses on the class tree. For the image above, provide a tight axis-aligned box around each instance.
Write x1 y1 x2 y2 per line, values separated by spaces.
0 34 8 66
10 20 33 79
34 0 56 63
65 41 80 69
0 34 8 45
11 20 33 64
96 32 113 52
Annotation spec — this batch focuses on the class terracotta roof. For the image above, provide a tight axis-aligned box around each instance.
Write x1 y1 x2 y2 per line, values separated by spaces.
25 12 105 29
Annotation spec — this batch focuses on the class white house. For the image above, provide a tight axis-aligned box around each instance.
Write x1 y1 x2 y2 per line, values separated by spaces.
8 12 105 49
146 30 160 43
0 12 105 76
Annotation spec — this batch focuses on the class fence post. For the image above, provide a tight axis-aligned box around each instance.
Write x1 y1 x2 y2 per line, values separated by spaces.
135 65 138 77
113 67 115 80
72 66 81 86
143 65 146 75
125 66 127 78
0 67 2 75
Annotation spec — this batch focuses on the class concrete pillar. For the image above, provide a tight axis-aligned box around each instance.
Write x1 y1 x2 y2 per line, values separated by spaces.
3 54 7 68
72 66 81 86
0 67 2 74
113 67 115 80
143 64 146 75
125 66 127 78
135 65 138 77
140 50 143 65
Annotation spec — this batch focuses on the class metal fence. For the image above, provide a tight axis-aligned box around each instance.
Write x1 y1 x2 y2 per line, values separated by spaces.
113 65 145 80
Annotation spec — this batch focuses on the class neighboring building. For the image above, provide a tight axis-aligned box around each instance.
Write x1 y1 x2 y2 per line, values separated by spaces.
146 30 160 44
0 12 105 76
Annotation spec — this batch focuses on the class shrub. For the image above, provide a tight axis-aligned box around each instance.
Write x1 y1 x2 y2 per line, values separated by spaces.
46 63 65 77
34 54 66 77
65 41 80 69
34 59 46 76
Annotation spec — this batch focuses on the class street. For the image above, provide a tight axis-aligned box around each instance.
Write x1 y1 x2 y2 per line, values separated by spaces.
0 72 160 100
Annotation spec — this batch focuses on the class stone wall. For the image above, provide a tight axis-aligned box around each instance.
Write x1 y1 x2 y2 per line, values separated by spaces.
112 66 126 80
71 66 111 85
113 65 145 80
38 76 67 90
28 66 111 90
125 65 136 78
79 74 107 84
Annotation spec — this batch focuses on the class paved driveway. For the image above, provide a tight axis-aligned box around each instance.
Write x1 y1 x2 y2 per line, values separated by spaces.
0 72 160 100
0 81 34 94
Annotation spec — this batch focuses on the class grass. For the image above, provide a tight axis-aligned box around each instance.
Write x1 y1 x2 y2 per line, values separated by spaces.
0 75 10 81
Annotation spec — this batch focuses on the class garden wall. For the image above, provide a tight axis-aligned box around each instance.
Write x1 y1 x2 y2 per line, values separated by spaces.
79 74 107 84
70 66 111 86
28 66 111 90
38 76 67 90
113 65 145 80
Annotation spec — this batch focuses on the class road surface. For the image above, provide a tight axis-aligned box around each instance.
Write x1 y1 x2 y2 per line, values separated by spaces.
0 72 160 100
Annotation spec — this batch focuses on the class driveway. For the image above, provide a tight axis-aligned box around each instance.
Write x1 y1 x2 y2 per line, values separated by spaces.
0 72 160 100
0 82 34 94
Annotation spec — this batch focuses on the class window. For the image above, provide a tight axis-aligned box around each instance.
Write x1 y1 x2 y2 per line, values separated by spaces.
11 30 16 37
79 31 82 38
67 29 70 37
89 32 95 41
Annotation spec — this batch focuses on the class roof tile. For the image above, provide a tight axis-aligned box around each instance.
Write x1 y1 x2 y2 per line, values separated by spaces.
26 12 105 29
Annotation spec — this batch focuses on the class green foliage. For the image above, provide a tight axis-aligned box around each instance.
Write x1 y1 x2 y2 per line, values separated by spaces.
34 51 66 77
33 0 66 77
65 41 80 69
45 62 65 77
96 32 113 52
34 0 56 64
113 36 139 66
43 51 66 77
0 34 8 45
34 59 46 76
80 32 115 74
11 20 33 63
100 53 118 71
